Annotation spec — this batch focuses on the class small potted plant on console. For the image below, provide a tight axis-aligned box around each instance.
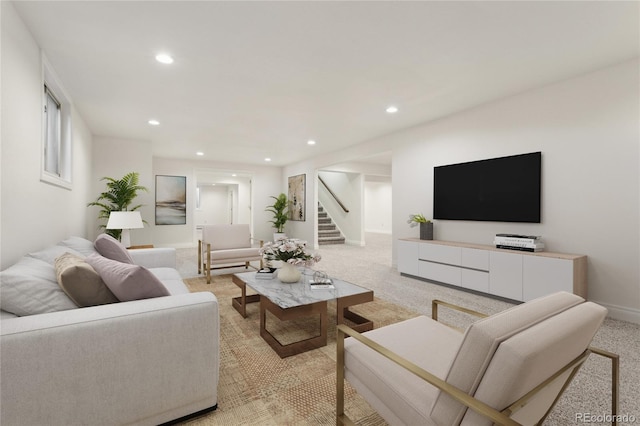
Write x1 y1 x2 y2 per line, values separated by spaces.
407 213 433 240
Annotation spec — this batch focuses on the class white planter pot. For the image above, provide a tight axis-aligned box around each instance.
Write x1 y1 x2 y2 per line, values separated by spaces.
278 262 301 283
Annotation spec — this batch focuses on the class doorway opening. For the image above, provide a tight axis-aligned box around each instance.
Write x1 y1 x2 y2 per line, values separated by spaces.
194 169 253 243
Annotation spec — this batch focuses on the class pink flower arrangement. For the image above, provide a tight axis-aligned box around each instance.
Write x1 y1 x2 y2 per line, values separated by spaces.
259 238 321 267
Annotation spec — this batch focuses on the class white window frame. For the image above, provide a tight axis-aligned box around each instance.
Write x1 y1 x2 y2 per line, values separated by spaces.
41 53 73 189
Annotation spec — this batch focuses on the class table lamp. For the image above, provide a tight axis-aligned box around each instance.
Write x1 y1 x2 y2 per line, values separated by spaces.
106 211 144 248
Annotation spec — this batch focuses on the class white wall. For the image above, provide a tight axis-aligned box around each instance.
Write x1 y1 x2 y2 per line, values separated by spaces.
1 2 94 268
195 184 232 225
392 60 639 321
365 177 392 234
90 137 154 246
195 170 252 225
286 59 640 322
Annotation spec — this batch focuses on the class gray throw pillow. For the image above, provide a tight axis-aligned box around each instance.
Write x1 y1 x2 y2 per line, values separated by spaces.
0 256 78 316
85 253 170 302
94 233 134 264
54 252 119 307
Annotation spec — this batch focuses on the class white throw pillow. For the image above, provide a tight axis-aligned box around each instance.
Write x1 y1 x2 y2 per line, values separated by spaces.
26 245 84 265
0 256 78 316
57 236 98 257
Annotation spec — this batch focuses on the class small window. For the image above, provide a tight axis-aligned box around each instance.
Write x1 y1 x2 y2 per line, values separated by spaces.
44 85 61 176
41 53 72 189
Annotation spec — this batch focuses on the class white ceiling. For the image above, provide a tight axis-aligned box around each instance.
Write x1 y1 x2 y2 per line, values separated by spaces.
12 1 639 167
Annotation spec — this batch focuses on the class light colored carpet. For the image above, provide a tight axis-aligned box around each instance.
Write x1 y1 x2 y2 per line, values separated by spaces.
180 275 416 425
178 233 639 425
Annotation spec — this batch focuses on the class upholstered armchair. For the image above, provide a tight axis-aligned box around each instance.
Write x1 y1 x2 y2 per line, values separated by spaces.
337 292 619 426
198 224 262 284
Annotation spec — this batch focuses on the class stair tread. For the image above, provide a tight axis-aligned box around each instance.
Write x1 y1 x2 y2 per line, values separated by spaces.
317 203 344 244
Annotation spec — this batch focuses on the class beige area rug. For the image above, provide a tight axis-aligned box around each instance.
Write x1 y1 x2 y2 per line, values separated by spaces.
181 275 418 426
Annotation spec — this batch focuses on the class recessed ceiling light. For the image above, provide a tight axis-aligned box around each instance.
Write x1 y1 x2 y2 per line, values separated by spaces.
196 152 204 156
386 106 398 114
307 140 316 145
148 119 160 126
231 174 237 177
264 157 272 162
155 53 174 64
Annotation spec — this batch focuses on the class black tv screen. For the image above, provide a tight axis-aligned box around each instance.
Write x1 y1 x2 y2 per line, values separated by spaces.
433 152 541 223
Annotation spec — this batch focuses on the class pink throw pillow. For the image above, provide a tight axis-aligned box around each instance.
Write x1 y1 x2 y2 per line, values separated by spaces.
86 253 170 302
94 233 134 264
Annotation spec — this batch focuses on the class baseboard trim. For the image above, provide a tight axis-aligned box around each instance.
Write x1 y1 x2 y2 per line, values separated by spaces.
596 301 640 324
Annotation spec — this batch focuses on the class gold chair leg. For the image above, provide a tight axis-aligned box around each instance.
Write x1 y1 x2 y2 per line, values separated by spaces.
197 240 202 275
260 240 264 269
206 243 211 284
590 347 619 425
336 326 346 425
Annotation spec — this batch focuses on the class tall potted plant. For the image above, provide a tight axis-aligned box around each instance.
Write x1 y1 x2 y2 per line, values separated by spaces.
266 193 288 240
87 172 148 240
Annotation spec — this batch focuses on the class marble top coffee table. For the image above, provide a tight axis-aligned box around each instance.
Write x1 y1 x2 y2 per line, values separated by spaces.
232 271 374 358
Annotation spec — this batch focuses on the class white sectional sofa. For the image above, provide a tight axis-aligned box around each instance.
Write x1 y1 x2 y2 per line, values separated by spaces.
0 236 219 426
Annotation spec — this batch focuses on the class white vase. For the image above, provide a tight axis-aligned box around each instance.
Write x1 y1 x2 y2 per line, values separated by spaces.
278 262 301 283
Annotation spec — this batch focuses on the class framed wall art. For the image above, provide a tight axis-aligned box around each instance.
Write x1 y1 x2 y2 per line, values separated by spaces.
288 174 306 221
155 175 187 225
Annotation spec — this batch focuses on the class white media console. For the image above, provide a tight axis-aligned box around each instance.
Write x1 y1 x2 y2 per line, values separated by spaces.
398 239 587 302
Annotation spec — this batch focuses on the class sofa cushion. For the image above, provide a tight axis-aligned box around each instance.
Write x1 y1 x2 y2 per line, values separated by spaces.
86 253 170 301
54 252 119 307
149 268 190 295
209 247 261 262
57 236 98 257
344 316 463 425
0 256 78 316
94 233 134 264
430 291 585 425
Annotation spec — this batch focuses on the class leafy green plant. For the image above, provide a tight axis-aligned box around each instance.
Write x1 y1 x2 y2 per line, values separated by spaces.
407 213 431 227
87 172 148 240
266 193 288 233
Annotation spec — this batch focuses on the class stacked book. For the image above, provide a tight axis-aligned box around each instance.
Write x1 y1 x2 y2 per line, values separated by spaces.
255 267 277 279
494 234 545 252
310 278 334 289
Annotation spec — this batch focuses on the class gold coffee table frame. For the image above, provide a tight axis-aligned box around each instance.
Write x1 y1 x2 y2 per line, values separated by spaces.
232 273 373 358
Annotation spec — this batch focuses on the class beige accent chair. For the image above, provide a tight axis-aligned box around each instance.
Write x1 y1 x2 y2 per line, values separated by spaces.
337 292 619 426
198 224 262 284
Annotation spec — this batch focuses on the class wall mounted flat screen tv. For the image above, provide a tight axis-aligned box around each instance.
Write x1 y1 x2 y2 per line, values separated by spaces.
433 152 541 223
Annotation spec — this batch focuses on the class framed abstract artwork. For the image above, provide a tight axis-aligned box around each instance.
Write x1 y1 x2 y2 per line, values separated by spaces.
288 174 306 221
155 175 187 225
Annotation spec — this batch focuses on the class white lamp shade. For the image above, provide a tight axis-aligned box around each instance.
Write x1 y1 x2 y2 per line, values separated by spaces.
106 211 144 230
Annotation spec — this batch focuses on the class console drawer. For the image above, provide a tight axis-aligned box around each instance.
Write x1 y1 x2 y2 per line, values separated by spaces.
419 260 462 286
419 243 461 266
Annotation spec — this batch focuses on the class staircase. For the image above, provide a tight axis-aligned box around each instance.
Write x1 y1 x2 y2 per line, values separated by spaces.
318 204 345 245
